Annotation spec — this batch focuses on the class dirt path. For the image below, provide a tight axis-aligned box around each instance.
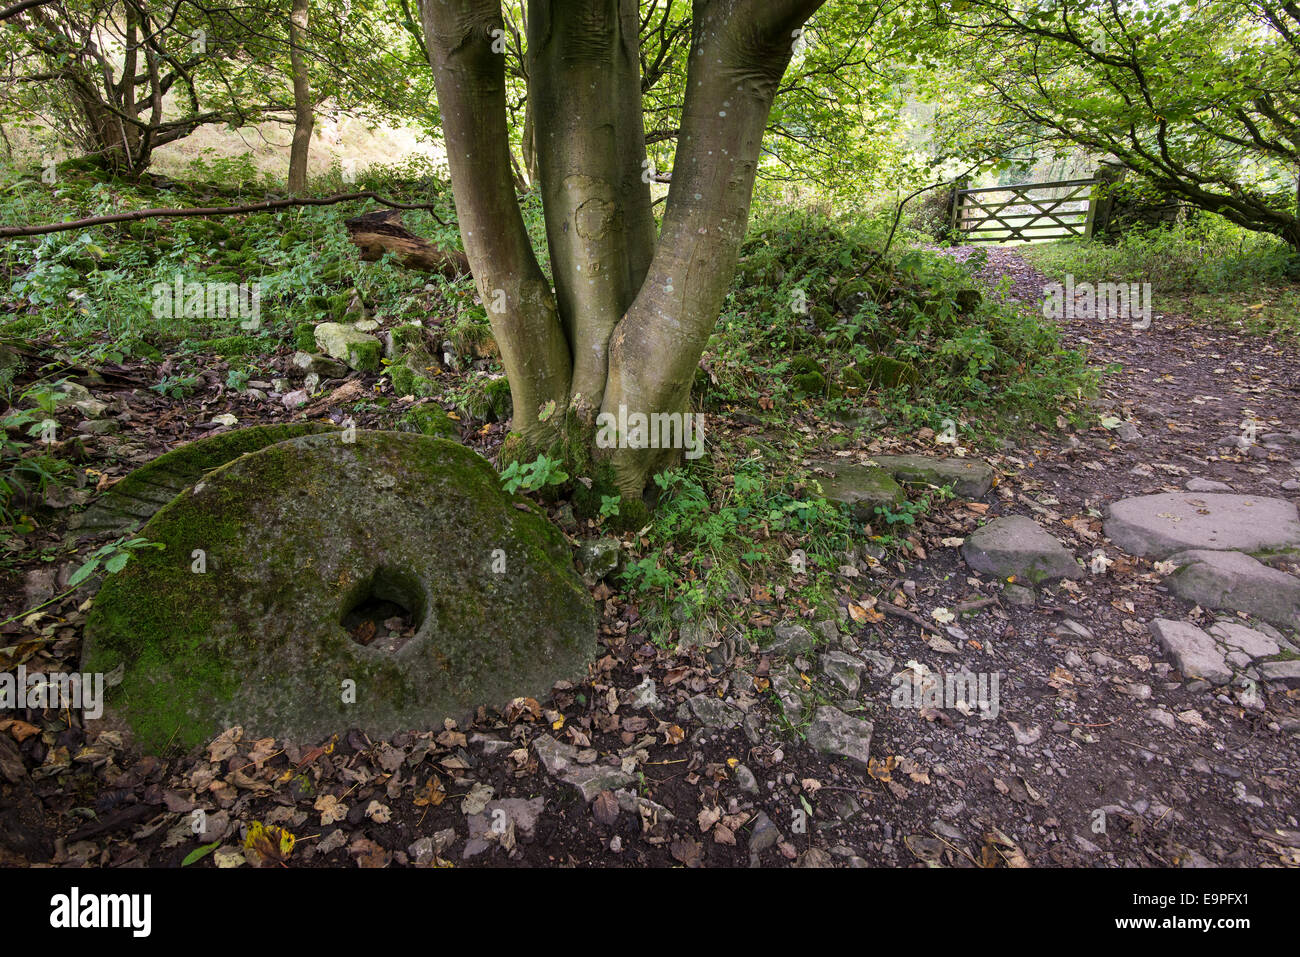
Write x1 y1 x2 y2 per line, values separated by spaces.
864 244 1300 867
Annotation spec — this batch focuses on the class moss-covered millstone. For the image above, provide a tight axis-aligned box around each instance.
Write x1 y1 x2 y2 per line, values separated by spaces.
72 423 338 540
81 431 596 751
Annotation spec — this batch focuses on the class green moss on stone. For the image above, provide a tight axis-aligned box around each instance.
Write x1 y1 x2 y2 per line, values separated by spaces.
401 405 459 439
294 322 317 352
793 371 827 396
81 431 596 752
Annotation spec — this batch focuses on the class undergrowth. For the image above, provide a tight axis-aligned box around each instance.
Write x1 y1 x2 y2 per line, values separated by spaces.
1021 215 1300 337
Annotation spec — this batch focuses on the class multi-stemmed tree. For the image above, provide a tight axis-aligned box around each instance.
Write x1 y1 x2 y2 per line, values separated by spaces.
419 0 825 503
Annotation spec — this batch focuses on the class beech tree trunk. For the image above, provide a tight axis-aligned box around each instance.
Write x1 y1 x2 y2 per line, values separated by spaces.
288 0 314 193
418 0 823 500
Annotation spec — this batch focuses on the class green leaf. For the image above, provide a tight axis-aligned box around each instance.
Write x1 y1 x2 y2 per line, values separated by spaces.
181 841 221 867
67 557 101 588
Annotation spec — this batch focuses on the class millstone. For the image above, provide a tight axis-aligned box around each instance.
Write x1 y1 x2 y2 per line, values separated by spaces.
81 431 596 750
72 423 337 540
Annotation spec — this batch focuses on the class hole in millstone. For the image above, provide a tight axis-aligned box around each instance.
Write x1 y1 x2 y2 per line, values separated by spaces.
340 566 426 653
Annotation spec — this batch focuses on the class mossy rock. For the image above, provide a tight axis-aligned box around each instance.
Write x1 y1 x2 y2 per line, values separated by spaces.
388 323 428 357
195 335 265 358
72 423 338 540
860 355 919 389
868 454 995 499
459 376 512 423
789 355 824 376
792 371 828 396
401 405 459 440
839 366 868 392
81 431 597 750
294 322 317 352
314 322 381 372
810 305 836 330
0 342 24 393
809 460 905 520
387 343 441 398
956 288 982 314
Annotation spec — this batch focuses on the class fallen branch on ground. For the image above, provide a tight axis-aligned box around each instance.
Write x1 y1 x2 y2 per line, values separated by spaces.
0 191 454 239
344 209 470 279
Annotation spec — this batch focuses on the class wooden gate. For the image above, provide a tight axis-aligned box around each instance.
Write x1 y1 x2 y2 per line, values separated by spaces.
952 177 1099 243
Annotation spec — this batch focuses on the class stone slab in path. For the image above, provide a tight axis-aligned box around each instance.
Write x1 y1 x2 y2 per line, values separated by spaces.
962 514 1083 583
1165 549 1300 631
81 430 596 750
1104 492 1300 559
1148 619 1234 686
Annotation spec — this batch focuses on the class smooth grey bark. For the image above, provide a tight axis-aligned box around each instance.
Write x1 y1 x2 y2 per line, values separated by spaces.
419 0 825 496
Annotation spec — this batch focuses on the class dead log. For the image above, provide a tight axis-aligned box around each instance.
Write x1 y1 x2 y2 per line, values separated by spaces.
344 209 470 279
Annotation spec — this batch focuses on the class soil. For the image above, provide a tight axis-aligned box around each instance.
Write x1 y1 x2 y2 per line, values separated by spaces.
1 246 1297 869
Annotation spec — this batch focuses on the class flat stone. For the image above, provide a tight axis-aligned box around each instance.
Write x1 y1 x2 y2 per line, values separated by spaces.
534 734 635 801
75 419 118 434
733 764 759 794
1166 550 1300 631
809 461 903 519
819 651 864 696
748 811 779 859
72 424 336 540
858 649 894 676
1002 583 1037 606
73 397 109 418
805 706 873 769
962 515 1082 583
1148 619 1233 686
292 352 349 378
81 432 597 750
1258 660 1300 688
1104 492 1300 558
868 454 995 498
49 380 92 408
575 537 621 581
1186 478 1233 493
314 323 382 372
487 797 544 840
1207 622 1280 659
682 694 744 729
622 677 661 710
771 668 805 725
761 622 817 656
